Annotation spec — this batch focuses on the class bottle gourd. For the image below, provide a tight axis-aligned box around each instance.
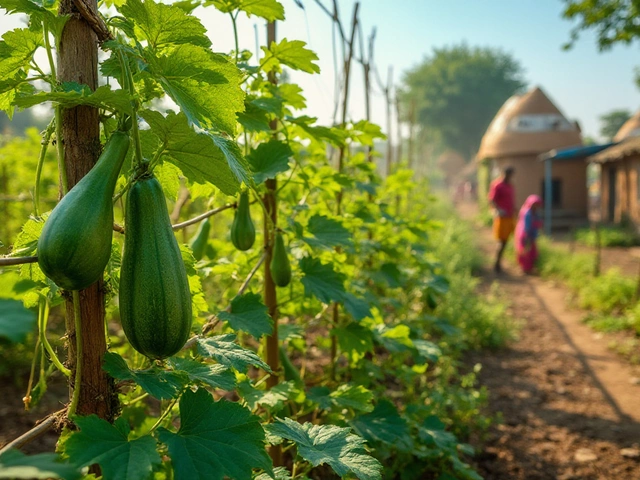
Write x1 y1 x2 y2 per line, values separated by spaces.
230 191 255 251
38 131 130 291
119 174 192 359
189 217 211 261
270 232 291 287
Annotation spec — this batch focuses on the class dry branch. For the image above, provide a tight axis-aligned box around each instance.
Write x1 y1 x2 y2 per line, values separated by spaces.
0 256 38 266
0 409 66 455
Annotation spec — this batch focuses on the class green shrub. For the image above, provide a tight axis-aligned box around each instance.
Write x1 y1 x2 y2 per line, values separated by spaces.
574 225 639 248
577 268 636 314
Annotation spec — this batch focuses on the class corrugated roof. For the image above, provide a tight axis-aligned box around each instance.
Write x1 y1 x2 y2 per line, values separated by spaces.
477 86 582 160
540 143 617 161
614 110 640 142
590 137 640 163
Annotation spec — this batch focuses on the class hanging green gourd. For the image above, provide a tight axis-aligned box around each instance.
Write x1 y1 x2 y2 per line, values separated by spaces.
230 190 255 251
38 131 130 291
189 217 211 261
119 173 193 360
270 231 291 287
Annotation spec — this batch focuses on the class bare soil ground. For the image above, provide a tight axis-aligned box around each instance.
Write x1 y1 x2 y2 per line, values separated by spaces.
461 203 640 479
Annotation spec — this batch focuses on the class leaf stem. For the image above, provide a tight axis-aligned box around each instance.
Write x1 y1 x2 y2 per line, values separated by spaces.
24 338 41 410
55 106 67 195
67 290 82 418
34 119 56 217
148 395 180 433
230 12 240 65
39 297 71 377
43 24 57 82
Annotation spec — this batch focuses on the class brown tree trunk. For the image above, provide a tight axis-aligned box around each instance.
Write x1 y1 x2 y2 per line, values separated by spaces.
58 0 117 421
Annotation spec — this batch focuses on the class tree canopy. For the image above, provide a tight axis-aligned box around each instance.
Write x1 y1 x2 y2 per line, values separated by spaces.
563 0 640 50
401 44 526 160
599 109 631 141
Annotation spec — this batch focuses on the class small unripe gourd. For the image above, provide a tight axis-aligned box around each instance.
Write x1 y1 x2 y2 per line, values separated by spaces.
230 191 255 251
119 174 192 360
270 232 291 287
189 217 211 261
38 131 130 290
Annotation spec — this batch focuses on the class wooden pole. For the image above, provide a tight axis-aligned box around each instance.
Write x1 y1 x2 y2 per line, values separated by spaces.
394 95 402 175
263 20 281 467
331 2 359 381
58 0 117 422
385 66 393 176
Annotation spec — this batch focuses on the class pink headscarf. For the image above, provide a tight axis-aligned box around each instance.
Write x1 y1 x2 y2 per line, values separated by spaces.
518 195 542 220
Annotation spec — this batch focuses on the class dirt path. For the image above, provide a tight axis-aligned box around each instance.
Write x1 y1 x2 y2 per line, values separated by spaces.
460 204 640 479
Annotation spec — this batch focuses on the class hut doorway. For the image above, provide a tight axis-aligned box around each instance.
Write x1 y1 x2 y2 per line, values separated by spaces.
608 166 617 221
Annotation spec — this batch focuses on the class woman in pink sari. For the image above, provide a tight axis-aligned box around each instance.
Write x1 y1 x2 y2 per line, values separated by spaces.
515 195 543 274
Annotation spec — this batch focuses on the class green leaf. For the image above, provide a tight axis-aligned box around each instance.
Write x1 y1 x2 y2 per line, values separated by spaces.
374 324 414 353
197 334 272 373
330 384 374 413
419 415 459 453
217 292 273 339
169 357 236 390
273 83 306 110
237 100 271 133
141 110 249 194
332 323 373 365
260 38 320 74
377 263 404 288
299 256 346 304
426 274 450 295
303 214 352 250
413 339 441 362
266 418 382 480
254 466 291 480
14 83 133 114
0 28 42 80
246 139 292 184
343 292 372 322
0 450 80 480
349 120 386 146
288 115 345 146
307 386 332 410
64 416 161 480
144 45 244 134
0 298 36 342
157 388 272 480
119 0 211 49
102 352 187 399
351 400 413 452
238 379 297 411
207 0 284 21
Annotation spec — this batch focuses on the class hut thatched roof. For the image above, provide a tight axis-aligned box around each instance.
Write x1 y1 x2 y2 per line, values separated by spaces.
590 137 640 163
477 86 582 160
614 110 640 141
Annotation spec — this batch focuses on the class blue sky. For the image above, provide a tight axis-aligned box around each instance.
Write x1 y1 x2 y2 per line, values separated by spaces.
1 0 638 142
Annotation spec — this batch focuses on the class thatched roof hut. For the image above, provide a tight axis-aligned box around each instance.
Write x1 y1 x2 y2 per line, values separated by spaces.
614 110 640 142
477 86 582 160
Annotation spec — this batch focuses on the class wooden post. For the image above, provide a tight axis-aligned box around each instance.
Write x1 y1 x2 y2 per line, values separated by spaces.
384 66 393 176
594 222 601 277
407 97 416 169
359 26 375 164
394 95 402 175
58 0 117 421
330 2 359 381
263 20 281 467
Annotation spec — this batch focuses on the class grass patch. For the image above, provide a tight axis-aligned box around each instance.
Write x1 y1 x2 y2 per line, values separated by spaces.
429 199 519 351
574 225 639 248
538 237 640 335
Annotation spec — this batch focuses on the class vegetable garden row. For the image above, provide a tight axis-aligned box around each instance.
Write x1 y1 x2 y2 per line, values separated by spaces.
0 0 513 478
